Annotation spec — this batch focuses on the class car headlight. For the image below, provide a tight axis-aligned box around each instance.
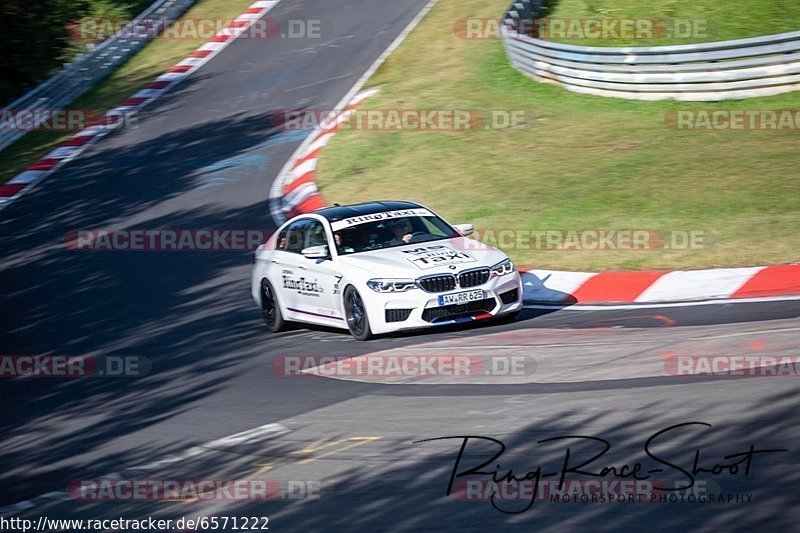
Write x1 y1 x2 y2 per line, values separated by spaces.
490 259 515 277
366 279 419 292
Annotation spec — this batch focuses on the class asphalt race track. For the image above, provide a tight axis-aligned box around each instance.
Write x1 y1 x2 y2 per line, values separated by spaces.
1 0 799 530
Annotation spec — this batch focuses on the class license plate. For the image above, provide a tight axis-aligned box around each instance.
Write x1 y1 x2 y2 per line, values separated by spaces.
438 289 485 306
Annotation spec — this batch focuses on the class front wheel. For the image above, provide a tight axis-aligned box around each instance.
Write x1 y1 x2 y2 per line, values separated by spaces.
344 286 373 341
261 279 287 333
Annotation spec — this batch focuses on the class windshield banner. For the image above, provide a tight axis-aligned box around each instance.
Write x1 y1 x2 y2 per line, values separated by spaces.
330 208 434 231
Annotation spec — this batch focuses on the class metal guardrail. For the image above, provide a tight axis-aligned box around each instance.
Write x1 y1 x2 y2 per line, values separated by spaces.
502 0 800 101
0 0 195 152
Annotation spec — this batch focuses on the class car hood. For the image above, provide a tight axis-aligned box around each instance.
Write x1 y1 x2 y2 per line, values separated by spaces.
336 237 509 278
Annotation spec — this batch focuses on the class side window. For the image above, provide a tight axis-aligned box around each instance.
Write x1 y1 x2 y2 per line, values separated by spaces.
284 220 309 254
304 220 329 249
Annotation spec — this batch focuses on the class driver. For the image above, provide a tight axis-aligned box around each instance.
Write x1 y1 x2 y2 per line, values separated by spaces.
386 219 414 245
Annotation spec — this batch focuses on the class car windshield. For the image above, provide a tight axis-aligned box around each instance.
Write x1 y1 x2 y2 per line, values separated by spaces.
332 213 459 255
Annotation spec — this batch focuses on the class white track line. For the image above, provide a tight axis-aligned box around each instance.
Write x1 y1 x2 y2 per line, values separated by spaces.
0 423 289 516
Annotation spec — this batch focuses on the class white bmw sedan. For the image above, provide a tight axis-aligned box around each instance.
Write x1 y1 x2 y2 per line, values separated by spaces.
252 201 522 340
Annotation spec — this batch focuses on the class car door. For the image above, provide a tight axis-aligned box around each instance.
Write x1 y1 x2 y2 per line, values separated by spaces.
280 218 342 323
271 218 310 312
295 219 343 322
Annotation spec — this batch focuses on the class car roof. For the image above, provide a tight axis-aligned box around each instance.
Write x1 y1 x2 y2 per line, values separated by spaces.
313 200 424 223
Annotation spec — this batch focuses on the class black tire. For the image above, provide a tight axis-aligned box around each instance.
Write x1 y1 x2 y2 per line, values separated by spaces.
344 286 373 341
260 279 287 333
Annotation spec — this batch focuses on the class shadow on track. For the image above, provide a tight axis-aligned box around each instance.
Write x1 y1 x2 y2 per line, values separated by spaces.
225 387 800 531
0 104 301 504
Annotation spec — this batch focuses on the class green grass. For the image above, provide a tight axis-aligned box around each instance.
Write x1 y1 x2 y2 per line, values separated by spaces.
315 0 800 271
0 0 256 184
542 0 800 46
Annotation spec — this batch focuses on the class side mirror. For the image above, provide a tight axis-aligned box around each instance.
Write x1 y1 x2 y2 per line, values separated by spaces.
301 245 329 259
453 224 474 237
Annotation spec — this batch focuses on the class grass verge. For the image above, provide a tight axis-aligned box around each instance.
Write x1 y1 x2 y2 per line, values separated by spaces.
315 0 800 271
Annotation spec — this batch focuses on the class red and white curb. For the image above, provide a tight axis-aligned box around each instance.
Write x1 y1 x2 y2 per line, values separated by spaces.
521 264 800 306
266 93 800 306
269 87 379 221
0 0 283 212
260 0 798 307
267 96 799 306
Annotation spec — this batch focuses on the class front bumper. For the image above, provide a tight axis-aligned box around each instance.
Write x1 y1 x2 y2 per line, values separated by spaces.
361 271 523 335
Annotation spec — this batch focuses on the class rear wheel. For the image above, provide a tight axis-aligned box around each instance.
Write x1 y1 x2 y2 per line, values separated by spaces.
344 286 373 341
261 279 287 333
